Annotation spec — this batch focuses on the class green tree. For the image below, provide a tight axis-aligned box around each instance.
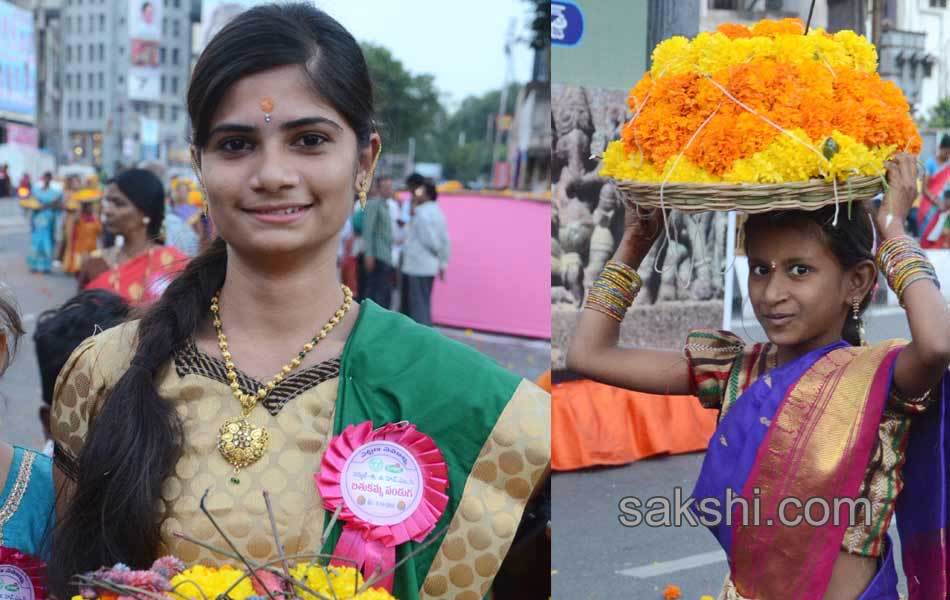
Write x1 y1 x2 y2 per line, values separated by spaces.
361 43 445 153
929 98 950 128
426 84 522 181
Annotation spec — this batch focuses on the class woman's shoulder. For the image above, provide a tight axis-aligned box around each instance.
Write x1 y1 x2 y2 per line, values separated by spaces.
83 319 140 355
348 303 522 389
8 445 53 492
154 244 190 265
0 444 53 515
55 320 139 392
685 328 750 359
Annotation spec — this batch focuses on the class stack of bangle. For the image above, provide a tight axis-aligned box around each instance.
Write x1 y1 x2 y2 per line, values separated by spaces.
584 260 642 322
876 235 940 306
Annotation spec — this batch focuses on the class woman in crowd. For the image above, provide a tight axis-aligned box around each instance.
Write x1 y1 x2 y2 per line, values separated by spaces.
79 168 188 304
26 172 62 274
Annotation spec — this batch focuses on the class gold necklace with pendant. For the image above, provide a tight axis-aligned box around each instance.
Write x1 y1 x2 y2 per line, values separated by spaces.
211 284 353 483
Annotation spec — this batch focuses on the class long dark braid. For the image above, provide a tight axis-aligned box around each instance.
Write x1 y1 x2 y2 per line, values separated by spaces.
48 239 227 593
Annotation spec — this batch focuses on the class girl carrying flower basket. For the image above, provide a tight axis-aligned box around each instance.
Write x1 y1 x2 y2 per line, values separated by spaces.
569 19 949 600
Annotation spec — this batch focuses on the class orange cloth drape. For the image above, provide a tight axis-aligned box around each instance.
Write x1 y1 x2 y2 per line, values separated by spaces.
551 378 718 470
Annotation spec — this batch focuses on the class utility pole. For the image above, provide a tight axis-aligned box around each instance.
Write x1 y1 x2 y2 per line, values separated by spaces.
870 0 883 52
647 0 699 61
490 18 517 177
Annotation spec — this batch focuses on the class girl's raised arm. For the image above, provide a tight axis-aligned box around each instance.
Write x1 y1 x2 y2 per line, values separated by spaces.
876 153 950 398
566 209 693 396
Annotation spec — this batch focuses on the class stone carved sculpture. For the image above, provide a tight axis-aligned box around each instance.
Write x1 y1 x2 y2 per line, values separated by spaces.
552 83 728 307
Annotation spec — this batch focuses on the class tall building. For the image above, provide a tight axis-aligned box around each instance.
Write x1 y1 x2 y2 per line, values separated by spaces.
61 0 195 172
887 0 947 122
0 0 40 151
36 0 64 157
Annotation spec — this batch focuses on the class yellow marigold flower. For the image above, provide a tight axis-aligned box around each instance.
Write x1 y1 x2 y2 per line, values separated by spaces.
354 589 399 600
656 156 721 184
287 563 394 599
692 32 738 75
823 131 893 182
600 141 661 181
834 29 878 72
170 565 256 600
650 36 691 78
723 129 825 184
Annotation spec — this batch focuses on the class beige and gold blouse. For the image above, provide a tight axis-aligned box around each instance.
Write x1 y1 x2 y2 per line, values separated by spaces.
51 320 551 597
53 320 342 563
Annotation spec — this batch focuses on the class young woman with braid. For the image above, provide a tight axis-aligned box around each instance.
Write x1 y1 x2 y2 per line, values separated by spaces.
48 5 550 598
568 154 950 600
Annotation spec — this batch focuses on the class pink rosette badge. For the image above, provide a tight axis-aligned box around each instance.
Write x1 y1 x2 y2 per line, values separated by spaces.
317 421 449 592
0 547 47 600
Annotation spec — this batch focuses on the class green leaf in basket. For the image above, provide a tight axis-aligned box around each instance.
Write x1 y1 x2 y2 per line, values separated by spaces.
821 138 841 160
822 138 840 160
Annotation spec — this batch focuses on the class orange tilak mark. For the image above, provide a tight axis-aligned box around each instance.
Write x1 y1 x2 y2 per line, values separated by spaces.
259 98 274 113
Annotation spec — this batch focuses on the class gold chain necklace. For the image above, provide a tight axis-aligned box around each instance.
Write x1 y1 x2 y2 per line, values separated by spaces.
212 284 353 482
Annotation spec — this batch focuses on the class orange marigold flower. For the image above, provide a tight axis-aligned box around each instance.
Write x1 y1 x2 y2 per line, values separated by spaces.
751 17 806 37
716 23 752 39
663 584 682 599
627 73 654 114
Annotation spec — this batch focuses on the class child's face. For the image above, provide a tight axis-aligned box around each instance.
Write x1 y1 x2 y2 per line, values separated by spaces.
746 219 868 357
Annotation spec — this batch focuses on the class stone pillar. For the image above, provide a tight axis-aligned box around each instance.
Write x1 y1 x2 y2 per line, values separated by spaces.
827 0 867 35
647 0 700 61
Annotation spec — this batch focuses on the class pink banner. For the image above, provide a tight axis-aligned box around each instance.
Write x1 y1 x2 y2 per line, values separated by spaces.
7 123 37 148
429 192 550 339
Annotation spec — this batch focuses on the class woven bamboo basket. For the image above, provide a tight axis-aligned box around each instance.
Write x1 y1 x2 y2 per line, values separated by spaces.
614 175 884 214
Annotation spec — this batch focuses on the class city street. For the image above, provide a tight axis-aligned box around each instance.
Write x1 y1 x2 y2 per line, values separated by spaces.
552 311 918 599
0 199 550 455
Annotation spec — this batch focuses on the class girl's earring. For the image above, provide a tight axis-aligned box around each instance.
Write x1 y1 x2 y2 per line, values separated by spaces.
852 297 868 346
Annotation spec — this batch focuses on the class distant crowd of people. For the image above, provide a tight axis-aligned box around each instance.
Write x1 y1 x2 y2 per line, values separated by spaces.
8 165 208 305
342 171 451 326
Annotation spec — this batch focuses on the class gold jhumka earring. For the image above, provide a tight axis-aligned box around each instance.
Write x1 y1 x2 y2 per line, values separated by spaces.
359 141 382 210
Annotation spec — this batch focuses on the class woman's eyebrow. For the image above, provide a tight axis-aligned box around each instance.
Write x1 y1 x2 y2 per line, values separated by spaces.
208 116 343 139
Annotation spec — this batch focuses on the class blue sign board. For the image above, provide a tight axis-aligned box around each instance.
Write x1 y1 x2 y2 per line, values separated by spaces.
552 1 584 47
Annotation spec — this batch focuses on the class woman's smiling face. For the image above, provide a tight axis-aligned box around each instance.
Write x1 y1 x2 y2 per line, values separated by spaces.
197 64 377 259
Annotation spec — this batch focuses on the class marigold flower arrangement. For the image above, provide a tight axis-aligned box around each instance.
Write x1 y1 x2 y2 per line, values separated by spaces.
70 559 395 600
67 490 422 600
601 18 921 187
